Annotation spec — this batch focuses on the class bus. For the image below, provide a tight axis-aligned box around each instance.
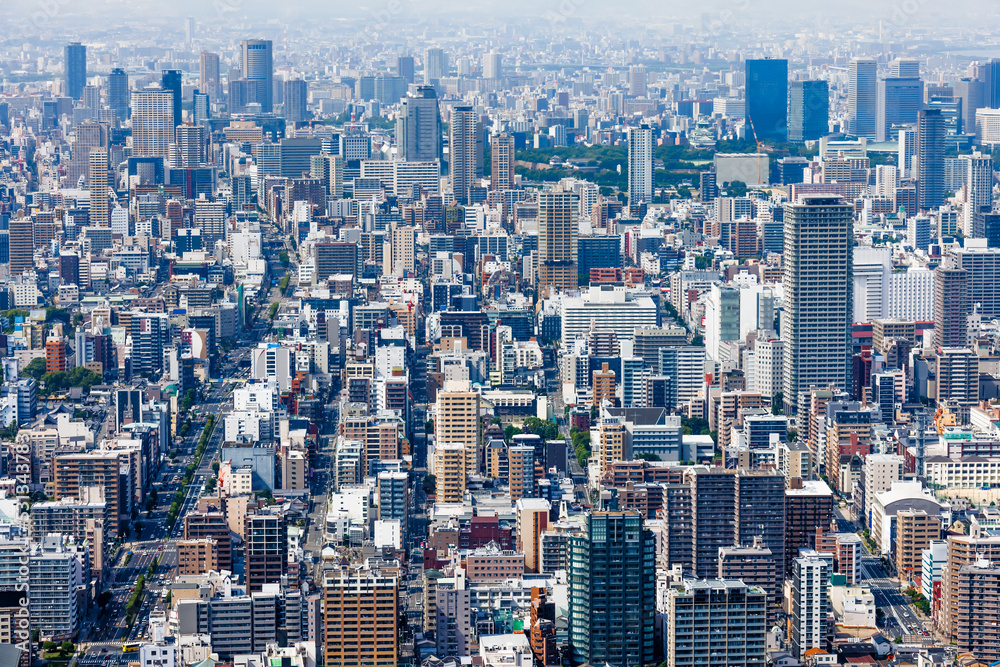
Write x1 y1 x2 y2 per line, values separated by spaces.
122 643 141 653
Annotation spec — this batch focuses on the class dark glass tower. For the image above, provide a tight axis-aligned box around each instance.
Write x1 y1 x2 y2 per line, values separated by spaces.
161 69 183 129
64 42 87 99
108 68 129 126
917 109 945 210
745 59 788 142
788 80 829 143
569 511 655 667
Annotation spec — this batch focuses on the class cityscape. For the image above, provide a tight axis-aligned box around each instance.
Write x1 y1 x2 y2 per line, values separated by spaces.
2 4 1000 667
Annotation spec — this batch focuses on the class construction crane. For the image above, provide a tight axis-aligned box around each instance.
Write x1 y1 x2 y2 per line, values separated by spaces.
746 115 770 187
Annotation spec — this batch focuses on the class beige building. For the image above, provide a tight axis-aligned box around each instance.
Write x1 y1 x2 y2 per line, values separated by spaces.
516 498 551 574
434 444 466 503
895 509 938 582
537 190 577 296
177 538 219 576
324 569 398 667
435 382 482 476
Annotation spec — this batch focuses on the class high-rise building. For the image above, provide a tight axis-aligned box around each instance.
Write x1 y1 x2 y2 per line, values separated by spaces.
736 472 787 568
982 58 1000 109
961 151 994 236
64 42 87 99
848 57 878 139
397 86 440 163
425 47 447 83
435 385 482 477
788 80 829 143
537 190 578 296
53 451 123 536
323 569 398 667
397 55 415 84
241 39 274 112
627 124 653 206
245 512 286 592
688 468 737 578
161 69 183 128
199 51 221 102
108 68 129 125
131 89 175 158
88 148 109 228
8 215 34 276
449 106 479 204
483 52 502 80
955 78 984 135
283 79 308 123
955 560 1000 662
174 124 204 168
130 313 169 378
745 59 788 142
628 64 647 98
569 511 655 667
490 132 514 192
877 77 924 141
782 195 854 419
666 579 767 667
790 554 832 660
917 109 946 210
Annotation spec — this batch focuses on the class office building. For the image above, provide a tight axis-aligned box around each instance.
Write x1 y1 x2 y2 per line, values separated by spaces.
425 47 447 83
877 76 924 142
627 124 653 206
131 89 175 158
397 55 415 83
782 195 854 420
628 64 647 97
323 569 398 667
161 69 183 127
917 109 946 210
568 511 655 667
397 86 440 162
537 190 578 296
745 59 787 142
665 579 767 667
199 51 221 101
283 79 308 123
108 68 129 125
64 42 86 100
934 267 970 348
849 57 878 139
8 216 33 276
483 52 502 80
788 80 829 143
241 39 274 112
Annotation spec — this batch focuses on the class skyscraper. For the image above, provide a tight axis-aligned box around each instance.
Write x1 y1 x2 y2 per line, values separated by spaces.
962 150 994 236
790 554 832 660
627 124 653 206
876 76 924 142
88 148 109 228
131 89 175 158
424 47 447 83
397 86 441 163
8 215 34 276
982 58 1000 108
483 52 502 80
537 190 578 295
848 57 878 139
569 511 655 667
628 64 647 98
323 570 398 667
745 59 788 142
161 69 183 129
283 79 308 123
955 78 984 136
435 385 482 477
64 42 87 100
788 80 829 143
241 39 274 112
917 108 946 210
396 55 415 84
934 266 970 348
174 124 204 167
490 132 515 192
108 68 129 126
782 195 854 420
199 51 221 102
449 105 478 204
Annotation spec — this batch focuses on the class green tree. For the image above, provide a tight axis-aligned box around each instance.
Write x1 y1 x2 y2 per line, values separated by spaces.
722 180 748 196
771 392 784 415
635 452 661 461
22 357 46 380
422 474 436 494
279 251 290 267
504 425 522 442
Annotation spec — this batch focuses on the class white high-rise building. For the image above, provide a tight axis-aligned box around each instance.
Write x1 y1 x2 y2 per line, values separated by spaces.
848 57 877 139
627 124 653 207
790 554 832 660
628 64 647 98
852 246 891 323
888 268 936 321
173 123 204 167
961 150 994 237
130 89 175 158
754 337 784 400
483 52 502 80
875 165 899 198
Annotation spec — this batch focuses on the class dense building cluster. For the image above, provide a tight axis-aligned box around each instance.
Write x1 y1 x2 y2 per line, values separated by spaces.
1 10 1000 667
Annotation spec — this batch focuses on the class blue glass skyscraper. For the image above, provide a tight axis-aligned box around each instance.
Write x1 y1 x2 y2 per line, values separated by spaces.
745 59 788 142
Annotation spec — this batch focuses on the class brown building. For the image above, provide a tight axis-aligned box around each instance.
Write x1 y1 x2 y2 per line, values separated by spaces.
52 451 122 536
324 569 398 667
719 540 780 624
184 510 232 571
941 532 1000 639
537 190 577 296
9 215 35 275
895 509 938 582
955 561 1000 663
592 363 616 407
785 479 835 574
45 339 68 373
176 538 219 575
